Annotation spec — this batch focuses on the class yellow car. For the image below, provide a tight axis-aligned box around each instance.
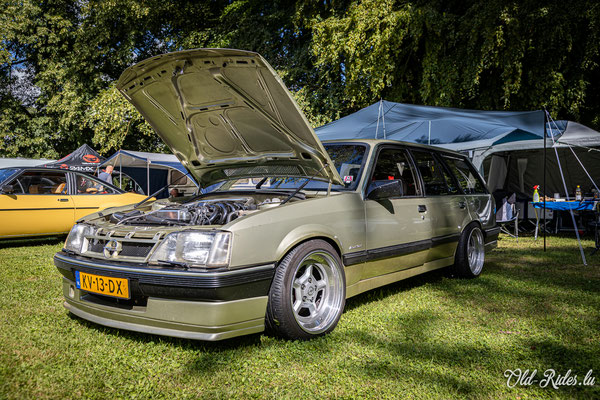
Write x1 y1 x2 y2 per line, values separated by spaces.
0 167 149 239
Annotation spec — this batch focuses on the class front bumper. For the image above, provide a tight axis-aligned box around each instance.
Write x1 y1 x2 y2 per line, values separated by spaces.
55 252 275 341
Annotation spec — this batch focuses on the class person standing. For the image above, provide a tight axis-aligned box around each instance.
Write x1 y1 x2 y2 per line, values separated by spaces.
98 165 114 184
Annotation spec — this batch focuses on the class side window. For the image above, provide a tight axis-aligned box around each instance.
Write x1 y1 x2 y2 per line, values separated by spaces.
435 154 460 195
7 171 67 195
169 170 191 186
75 174 118 195
111 175 144 194
410 150 453 196
371 148 420 196
441 155 488 194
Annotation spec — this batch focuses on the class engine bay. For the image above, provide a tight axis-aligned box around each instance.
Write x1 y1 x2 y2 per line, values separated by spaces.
109 196 288 227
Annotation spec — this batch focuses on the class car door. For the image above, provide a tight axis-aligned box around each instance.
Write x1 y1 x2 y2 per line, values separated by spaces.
362 146 430 280
69 172 122 220
409 149 470 261
0 169 75 238
440 154 495 230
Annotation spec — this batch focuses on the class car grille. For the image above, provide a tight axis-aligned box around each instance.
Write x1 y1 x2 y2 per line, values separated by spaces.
88 240 155 258
82 232 160 262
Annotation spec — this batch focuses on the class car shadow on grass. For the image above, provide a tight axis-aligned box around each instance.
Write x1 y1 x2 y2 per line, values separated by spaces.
0 235 65 249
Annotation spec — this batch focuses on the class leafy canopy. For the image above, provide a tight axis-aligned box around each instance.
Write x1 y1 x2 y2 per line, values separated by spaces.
1 0 599 158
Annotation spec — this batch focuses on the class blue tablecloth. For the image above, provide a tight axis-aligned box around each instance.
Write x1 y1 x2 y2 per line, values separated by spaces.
532 201 597 211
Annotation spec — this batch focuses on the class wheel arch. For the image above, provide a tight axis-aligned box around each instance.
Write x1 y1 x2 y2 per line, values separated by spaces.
275 227 343 265
454 219 484 258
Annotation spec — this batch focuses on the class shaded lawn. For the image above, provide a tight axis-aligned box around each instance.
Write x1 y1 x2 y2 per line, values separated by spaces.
0 235 598 399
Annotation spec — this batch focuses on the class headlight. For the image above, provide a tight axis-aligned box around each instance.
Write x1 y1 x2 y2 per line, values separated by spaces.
149 231 231 267
64 224 96 254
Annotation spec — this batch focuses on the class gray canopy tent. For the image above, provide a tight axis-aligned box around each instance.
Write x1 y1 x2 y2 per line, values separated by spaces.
100 150 198 198
474 121 600 196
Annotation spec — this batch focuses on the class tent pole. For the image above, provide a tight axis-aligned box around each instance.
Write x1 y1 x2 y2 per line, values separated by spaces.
382 102 387 139
428 120 431 145
119 153 122 189
147 159 150 196
543 112 547 252
545 110 587 265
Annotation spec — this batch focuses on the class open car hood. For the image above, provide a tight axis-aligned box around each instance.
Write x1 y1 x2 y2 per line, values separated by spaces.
116 49 343 188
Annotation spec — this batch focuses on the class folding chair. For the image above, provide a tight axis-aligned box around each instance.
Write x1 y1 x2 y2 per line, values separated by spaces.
496 193 520 242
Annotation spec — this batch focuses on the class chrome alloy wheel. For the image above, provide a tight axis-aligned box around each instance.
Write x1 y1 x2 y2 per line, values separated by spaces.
290 250 344 334
467 227 485 275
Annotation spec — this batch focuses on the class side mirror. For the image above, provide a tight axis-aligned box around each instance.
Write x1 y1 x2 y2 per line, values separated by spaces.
366 180 404 200
0 184 14 194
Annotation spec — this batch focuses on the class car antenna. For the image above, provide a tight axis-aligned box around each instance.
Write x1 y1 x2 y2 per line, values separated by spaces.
134 171 194 209
280 163 330 205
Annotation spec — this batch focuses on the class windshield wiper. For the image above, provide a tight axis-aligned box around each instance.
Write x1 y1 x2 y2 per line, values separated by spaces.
281 164 330 205
255 177 268 189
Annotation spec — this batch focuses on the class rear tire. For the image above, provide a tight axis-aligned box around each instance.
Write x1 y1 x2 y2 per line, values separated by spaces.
452 223 485 278
266 240 346 340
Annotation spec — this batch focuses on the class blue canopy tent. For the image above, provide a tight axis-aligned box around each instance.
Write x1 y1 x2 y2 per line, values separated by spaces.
315 101 545 149
100 150 198 198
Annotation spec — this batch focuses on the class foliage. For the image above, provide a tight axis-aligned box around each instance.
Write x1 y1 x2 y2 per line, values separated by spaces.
86 84 160 155
0 235 598 399
1 0 600 158
310 0 600 121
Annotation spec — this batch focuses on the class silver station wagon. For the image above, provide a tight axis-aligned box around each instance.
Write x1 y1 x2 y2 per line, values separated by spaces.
54 49 498 341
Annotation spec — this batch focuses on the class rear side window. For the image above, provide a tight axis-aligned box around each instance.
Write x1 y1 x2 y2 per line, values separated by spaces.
410 150 455 196
75 174 119 195
371 147 420 196
441 155 488 194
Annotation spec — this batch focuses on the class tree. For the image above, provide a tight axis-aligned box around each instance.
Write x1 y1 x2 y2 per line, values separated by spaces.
309 0 600 125
1 0 599 159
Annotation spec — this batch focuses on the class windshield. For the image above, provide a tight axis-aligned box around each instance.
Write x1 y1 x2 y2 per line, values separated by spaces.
216 143 368 192
0 168 20 185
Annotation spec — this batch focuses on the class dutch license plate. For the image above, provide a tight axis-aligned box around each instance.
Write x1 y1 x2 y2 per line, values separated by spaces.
75 271 130 299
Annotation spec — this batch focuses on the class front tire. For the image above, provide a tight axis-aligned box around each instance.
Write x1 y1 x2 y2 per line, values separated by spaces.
453 223 485 278
266 240 346 340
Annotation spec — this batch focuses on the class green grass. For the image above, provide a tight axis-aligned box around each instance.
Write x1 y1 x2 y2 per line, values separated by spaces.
0 234 598 399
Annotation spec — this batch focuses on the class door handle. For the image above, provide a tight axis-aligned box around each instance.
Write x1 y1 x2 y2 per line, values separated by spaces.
418 205 427 213
57 198 69 202
458 201 466 209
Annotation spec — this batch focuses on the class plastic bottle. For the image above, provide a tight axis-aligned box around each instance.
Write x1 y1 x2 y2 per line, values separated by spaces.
576 185 582 201
533 185 540 203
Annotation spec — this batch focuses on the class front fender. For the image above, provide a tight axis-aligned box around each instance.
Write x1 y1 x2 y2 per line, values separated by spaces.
275 224 343 262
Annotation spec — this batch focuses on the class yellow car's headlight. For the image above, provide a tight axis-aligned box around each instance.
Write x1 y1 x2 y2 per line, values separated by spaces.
149 231 231 267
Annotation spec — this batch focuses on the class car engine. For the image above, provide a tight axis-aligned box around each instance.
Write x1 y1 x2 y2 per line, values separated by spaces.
110 198 261 226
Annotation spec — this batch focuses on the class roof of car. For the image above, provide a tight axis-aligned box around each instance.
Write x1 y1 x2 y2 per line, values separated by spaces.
322 138 467 157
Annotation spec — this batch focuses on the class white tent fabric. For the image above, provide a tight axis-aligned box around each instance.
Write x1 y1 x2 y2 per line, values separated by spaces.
486 155 507 193
471 120 600 171
101 150 186 170
517 158 528 194
554 121 600 148
474 121 600 196
0 158 56 168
